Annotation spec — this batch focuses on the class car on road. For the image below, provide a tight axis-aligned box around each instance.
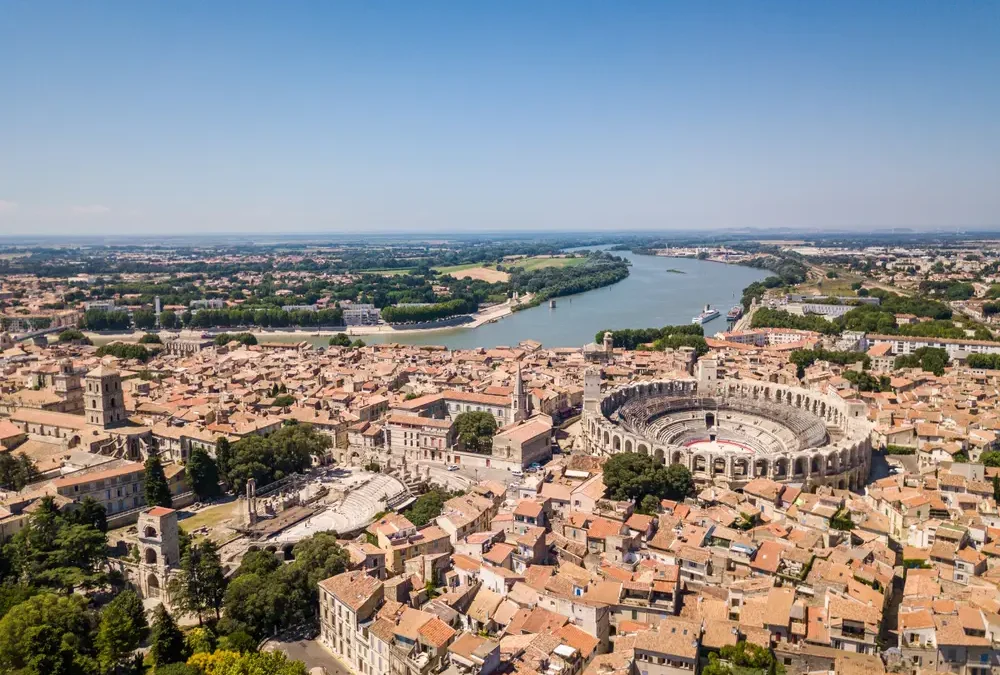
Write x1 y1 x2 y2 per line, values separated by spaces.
447 464 460 471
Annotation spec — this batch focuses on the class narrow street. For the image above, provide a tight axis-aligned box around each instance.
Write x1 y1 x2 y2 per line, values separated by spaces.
266 638 353 675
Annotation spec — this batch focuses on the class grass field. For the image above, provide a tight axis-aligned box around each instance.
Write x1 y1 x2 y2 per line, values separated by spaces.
433 263 510 282
510 256 588 271
355 267 416 276
177 500 236 534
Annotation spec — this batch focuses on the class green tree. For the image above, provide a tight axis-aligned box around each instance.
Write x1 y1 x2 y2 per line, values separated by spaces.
637 494 661 515
138 332 162 344
169 540 227 624
220 425 330 493
328 333 351 347
895 347 950 376
96 343 151 362
290 532 350 597
96 590 148 674
186 448 221 501
663 464 694 500
144 454 173 508
156 664 198 675
65 496 108 532
186 649 308 675
0 584 37 621
149 605 187 668
980 451 1000 467
993 475 1000 504
403 489 451 527
0 592 98 675
57 329 92 344
185 627 215 655
453 411 497 453
233 550 281 578
215 630 256 654
0 453 39 491
159 310 179 329
720 640 776 669
133 310 156 329
272 394 295 407
602 454 693 503
4 497 107 591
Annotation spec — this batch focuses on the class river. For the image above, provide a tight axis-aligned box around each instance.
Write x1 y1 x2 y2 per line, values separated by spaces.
88 252 767 351
350 251 768 349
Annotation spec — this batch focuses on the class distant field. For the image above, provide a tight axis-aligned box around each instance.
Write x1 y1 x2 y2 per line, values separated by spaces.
355 267 416 276
434 263 510 282
510 256 587 271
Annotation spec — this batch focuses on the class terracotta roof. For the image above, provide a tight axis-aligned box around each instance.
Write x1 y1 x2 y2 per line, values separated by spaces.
318 570 383 611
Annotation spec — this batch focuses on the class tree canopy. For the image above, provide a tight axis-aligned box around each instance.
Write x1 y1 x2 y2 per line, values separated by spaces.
403 488 458 527
0 592 98 675
216 424 330 493
453 411 497 453
186 649 308 675
96 590 147 674
2 497 107 592
222 533 349 640
95 342 150 363
186 448 221 501
169 540 227 624
150 604 188 668
0 454 39 491
144 454 173 508
894 347 950 376
603 454 693 503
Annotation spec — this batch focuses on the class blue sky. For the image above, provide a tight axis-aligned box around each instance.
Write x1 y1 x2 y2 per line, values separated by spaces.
1 1 998 235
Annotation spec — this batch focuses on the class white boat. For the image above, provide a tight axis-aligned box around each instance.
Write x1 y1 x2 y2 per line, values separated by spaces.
691 304 720 324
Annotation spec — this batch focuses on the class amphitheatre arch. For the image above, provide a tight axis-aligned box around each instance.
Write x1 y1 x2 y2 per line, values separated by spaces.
584 376 872 491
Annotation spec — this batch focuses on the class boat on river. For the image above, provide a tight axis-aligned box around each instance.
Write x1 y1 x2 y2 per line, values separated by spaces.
692 304 720 324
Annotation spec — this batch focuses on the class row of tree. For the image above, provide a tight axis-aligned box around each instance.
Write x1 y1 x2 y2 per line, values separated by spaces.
895 347 950 376
95 342 151 363
509 252 629 305
380 297 478 323
596 324 704 350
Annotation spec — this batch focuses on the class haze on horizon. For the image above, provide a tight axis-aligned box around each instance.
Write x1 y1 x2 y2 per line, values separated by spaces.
2 1 999 236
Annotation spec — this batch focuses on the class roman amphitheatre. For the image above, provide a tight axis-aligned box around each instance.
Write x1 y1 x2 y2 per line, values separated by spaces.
582 360 873 492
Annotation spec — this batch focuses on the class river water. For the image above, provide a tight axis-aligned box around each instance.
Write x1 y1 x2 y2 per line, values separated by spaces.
353 251 768 350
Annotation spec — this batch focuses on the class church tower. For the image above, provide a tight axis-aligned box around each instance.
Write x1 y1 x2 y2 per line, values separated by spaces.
54 359 84 414
85 364 126 428
511 363 528 423
603 331 614 358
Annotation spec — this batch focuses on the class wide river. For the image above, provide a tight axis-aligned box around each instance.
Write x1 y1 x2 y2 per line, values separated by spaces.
352 251 768 350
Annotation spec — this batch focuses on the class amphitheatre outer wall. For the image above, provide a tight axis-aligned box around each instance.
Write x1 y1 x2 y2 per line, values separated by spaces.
582 369 873 492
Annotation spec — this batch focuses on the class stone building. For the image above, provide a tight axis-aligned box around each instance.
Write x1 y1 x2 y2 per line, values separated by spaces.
136 506 180 603
85 365 127 429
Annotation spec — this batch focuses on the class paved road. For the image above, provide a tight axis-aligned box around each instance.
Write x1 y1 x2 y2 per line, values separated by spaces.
416 461 517 491
267 638 353 675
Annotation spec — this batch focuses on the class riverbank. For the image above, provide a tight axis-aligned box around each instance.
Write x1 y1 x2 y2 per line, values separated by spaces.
79 254 764 351
83 295 534 345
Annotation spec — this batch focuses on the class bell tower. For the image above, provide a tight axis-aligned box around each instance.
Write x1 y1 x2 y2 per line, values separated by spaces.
85 365 127 428
511 363 528 423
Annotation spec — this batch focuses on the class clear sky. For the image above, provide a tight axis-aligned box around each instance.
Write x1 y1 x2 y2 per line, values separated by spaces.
2 1 998 235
